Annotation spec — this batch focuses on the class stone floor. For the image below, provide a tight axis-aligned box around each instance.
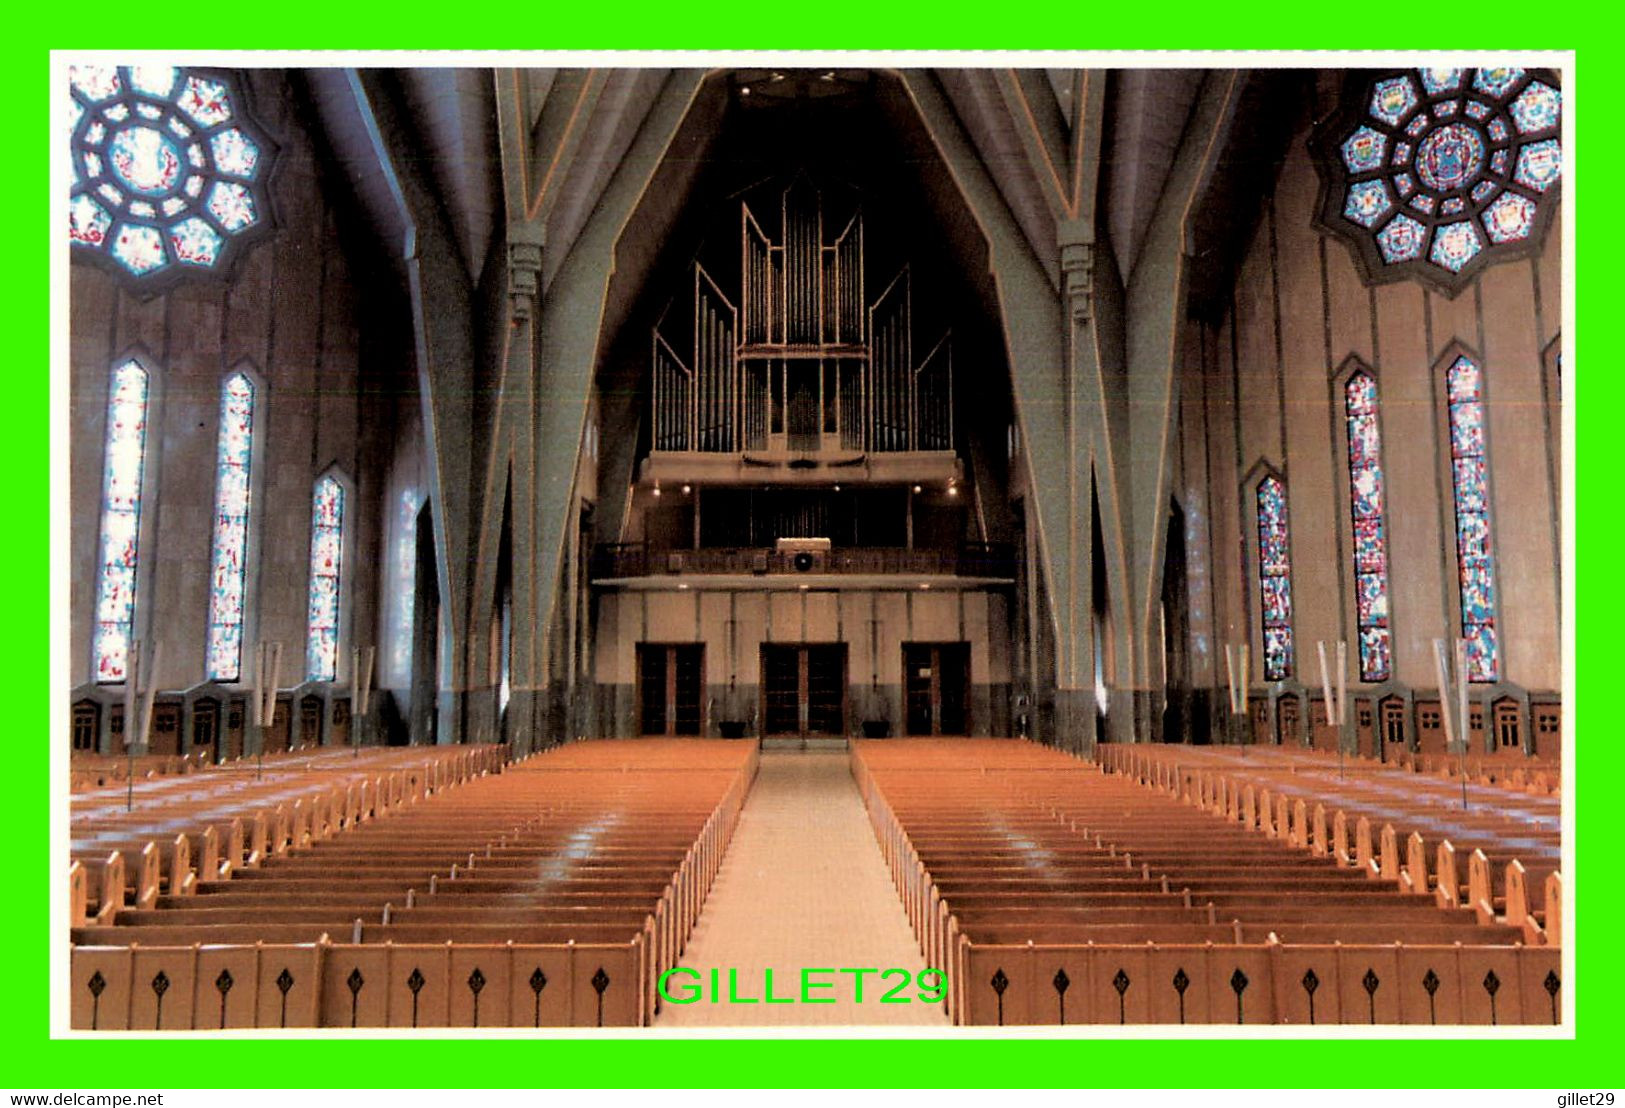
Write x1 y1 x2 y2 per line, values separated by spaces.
655 751 946 1027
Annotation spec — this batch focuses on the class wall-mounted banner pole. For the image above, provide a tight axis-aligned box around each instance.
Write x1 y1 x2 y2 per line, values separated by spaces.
1316 640 1350 777
1455 636 1471 811
353 645 376 757
124 639 141 812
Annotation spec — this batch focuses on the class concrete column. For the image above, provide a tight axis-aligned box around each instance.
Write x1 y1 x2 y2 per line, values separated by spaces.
1059 223 1096 756
506 222 544 755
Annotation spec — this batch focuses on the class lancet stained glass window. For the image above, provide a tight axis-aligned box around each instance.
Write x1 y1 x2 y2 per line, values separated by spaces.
1315 68 1560 293
205 373 254 682
1344 372 1392 682
1256 475 1294 681
1446 355 1498 682
93 359 149 682
306 475 345 681
68 65 274 283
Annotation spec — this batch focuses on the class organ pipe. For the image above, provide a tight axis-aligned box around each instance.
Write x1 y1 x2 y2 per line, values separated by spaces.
655 179 949 456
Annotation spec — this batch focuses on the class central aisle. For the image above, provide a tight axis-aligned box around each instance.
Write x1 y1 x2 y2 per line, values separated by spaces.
656 750 946 1027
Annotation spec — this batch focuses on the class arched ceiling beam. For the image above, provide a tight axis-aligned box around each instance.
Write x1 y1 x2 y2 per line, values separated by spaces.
347 69 480 731
1123 70 1245 699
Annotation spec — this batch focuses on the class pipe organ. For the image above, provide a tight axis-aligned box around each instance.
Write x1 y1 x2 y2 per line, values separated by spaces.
651 178 953 459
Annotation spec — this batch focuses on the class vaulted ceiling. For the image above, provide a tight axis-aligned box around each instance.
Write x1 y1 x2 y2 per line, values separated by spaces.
288 65 1280 328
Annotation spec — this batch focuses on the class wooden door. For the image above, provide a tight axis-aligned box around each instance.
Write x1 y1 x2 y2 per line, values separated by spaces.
1309 698 1337 751
150 701 182 756
225 698 246 760
192 698 219 762
761 645 801 735
72 701 99 753
267 699 291 753
1415 700 1446 756
1355 699 1376 759
299 695 323 748
331 698 352 749
1492 698 1522 751
1276 694 1300 747
903 643 970 736
1379 696 1405 753
1532 703 1559 755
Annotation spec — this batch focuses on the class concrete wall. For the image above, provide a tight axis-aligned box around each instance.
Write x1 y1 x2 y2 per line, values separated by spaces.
1184 110 1562 742
69 72 397 701
591 585 1013 738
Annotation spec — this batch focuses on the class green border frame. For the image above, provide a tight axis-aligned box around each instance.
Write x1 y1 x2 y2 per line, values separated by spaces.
20 3 1609 1088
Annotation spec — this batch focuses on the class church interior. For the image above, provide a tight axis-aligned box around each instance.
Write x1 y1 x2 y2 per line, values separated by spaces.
63 62 1567 1029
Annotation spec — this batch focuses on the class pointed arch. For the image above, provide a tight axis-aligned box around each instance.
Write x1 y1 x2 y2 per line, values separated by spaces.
92 352 159 683
204 363 264 683
1335 355 1393 682
1245 461 1295 682
1438 341 1499 682
305 465 354 682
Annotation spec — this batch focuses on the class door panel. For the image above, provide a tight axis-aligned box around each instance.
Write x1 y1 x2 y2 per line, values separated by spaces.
1276 694 1299 747
904 643 969 736
638 644 704 737
904 646 933 735
639 647 668 735
762 646 802 735
805 646 845 736
671 647 703 736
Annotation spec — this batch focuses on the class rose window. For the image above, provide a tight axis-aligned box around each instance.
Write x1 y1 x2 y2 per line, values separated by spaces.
1312 67 1560 294
68 65 276 285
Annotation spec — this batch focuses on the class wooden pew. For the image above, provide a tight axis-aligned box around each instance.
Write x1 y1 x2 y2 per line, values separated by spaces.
853 738 1557 1026
69 740 758 1030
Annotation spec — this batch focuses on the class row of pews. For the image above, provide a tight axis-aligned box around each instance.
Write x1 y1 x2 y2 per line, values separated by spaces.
1098 744 1562 944
69 740 758 1030
70 745 504 930
1386 748 1559 797
852 739 1562 1027
71 748 215 792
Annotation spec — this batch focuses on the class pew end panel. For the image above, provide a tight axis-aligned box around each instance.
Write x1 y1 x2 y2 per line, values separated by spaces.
170 833 195 897
69 863 88 929
1543 871 1563 947
506 945 572 1028
127 944 199 1030
134 842 160 910
70 946 134 1030
570 941 643 1028
96 851 126 926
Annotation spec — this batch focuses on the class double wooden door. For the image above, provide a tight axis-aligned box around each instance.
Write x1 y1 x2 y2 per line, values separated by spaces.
761 644 846 736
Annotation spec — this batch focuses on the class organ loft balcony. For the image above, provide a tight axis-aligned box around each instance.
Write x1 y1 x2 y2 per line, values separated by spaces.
606 177 1016 588
589 539 1019 587
599 474 1015 587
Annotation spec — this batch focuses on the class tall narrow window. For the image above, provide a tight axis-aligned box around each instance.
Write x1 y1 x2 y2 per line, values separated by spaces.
1446 353 1499 681
1344 371 1392 681
205 372 254 681
1256 474 1294 680
93 358 149 682
305 474 345 681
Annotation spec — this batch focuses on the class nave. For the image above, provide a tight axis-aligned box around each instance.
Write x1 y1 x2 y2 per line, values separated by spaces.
68 736 1561 1029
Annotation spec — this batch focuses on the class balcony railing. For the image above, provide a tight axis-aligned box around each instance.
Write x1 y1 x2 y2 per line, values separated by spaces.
590 542 1018 582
